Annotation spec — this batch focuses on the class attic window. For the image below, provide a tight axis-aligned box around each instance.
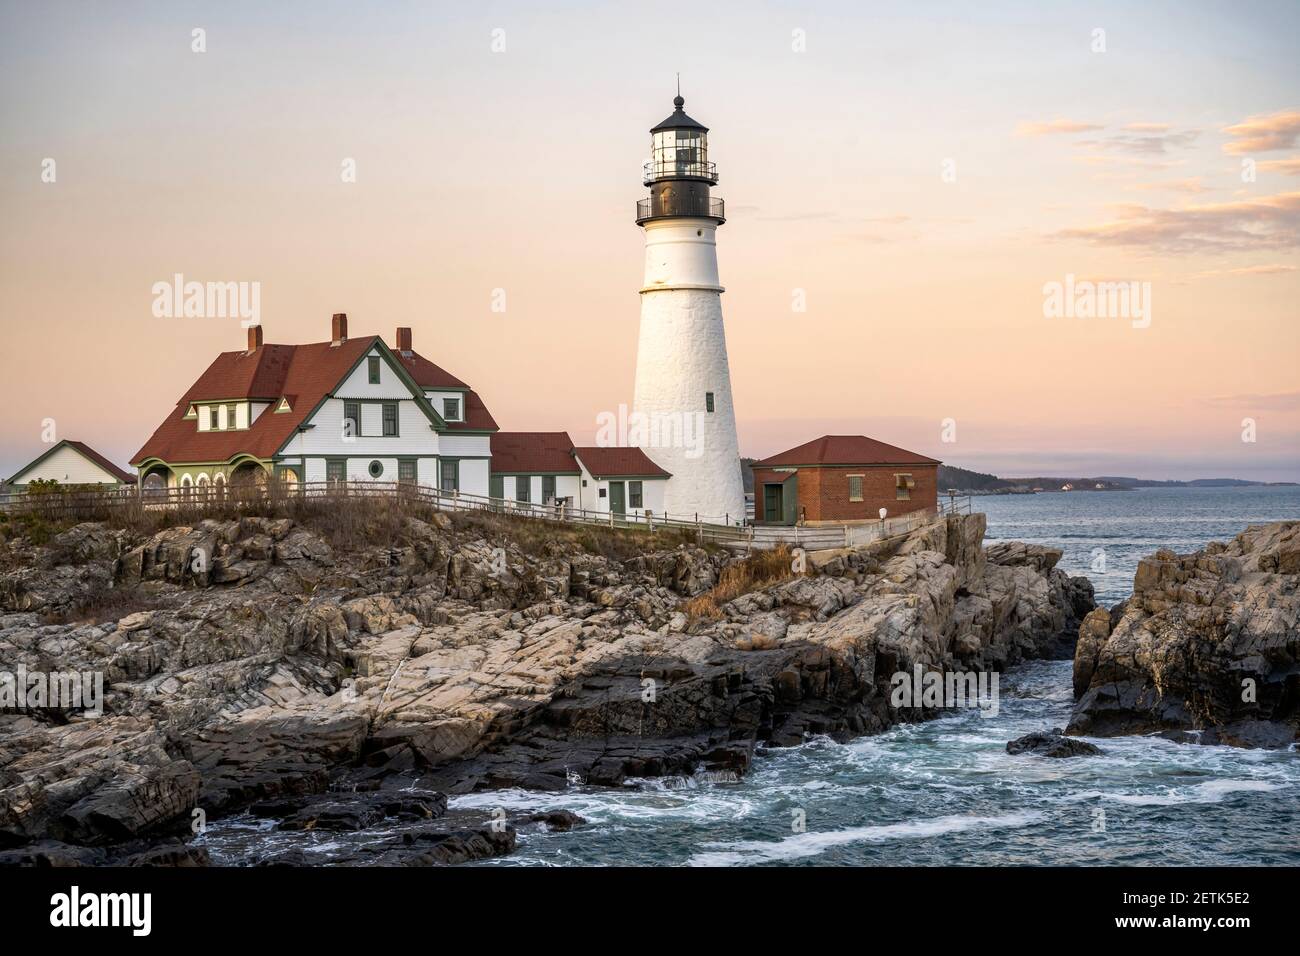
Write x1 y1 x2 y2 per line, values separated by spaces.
368 356 381 385
276 397 292 413
183 404 197 419
443 397 460 421
895 473 914 500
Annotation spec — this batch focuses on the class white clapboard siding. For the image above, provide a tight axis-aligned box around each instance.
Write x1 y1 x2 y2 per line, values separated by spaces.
11 444 127 485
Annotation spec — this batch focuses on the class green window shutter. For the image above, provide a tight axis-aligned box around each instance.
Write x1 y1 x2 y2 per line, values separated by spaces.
368 356 381 384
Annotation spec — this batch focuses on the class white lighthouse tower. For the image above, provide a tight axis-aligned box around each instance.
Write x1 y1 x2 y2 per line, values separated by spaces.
631 93 745 523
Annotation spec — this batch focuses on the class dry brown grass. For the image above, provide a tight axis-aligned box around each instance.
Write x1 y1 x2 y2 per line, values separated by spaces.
683 544 795 621
446 508 705 561
3 488 711 562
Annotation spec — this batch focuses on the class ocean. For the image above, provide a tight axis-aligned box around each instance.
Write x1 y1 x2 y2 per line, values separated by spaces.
201 486 1300 866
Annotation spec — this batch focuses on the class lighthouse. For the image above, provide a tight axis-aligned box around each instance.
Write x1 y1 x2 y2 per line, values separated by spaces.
631 93 746 523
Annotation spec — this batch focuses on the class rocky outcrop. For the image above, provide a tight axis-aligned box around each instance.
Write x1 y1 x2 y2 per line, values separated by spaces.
0 509 1091 862
1068 521 1300 748
1007 730 1102 757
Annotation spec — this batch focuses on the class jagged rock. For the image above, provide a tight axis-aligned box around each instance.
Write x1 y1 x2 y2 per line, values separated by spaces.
1006 731 1102 757
0 509 1093 863
1068 521 1300 747
526 809 585 831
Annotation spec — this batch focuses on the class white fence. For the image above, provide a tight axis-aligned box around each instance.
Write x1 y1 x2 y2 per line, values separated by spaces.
3 480 970 553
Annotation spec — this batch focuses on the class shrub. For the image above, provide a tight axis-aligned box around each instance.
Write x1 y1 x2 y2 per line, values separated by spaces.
683 545 795 621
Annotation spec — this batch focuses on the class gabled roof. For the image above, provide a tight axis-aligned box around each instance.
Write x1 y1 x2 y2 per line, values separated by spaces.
8 440 136 485
444 390 498 432
132 337 379 465
395 350 470 390
754 435 941 468
490 432 579 474
573 447 671 479
130 334 489 466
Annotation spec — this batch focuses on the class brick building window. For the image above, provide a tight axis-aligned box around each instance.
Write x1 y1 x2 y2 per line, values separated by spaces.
848 475 864 502
896 473 914 500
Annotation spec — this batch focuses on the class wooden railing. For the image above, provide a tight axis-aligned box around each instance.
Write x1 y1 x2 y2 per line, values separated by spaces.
1 482 970 552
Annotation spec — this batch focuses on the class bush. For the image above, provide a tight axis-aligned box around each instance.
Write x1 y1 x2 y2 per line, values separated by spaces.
683 545 795 621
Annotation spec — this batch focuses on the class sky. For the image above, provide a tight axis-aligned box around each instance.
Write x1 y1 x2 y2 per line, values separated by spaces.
1 0 1297 482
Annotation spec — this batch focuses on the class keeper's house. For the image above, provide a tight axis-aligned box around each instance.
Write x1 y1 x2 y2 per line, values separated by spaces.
131 315 497 495
751 435 940 526
5 440 136 490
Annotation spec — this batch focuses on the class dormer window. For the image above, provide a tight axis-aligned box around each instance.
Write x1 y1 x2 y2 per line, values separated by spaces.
209 407 219 430
443 397 460 421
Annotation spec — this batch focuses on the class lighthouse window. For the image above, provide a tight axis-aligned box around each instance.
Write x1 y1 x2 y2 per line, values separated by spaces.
705 392 715 413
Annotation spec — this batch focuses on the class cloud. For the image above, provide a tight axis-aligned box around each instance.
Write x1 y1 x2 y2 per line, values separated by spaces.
1258 156 1300 176
1053 191 1300 254
1188 264 1297 279
1015 119 1102 136
1131 177 1211 194
1078 130 1201 155
1222 109 1300 154
1122 122 1171 133
1207 390 1300 411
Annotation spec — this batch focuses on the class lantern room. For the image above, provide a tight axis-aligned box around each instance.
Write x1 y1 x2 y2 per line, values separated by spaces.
644 95 718 185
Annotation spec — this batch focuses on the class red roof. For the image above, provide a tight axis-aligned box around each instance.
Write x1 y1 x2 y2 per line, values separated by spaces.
131 335 496 466
446 390 499 432
490 432 578 473
754 435 940 468
572 447 671 478
8 440 135 485
394 350 469 390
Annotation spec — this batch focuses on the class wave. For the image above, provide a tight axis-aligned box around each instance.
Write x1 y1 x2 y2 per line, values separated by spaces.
687 811 1046 866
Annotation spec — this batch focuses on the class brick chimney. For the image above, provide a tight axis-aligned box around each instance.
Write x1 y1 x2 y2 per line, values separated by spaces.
395 327 412 354
331 313 348 345
247 325 263 352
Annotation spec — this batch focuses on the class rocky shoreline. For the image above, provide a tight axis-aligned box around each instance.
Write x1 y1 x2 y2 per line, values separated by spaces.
0 507 1098 865
1068 520 1299 749
4 508 1291 865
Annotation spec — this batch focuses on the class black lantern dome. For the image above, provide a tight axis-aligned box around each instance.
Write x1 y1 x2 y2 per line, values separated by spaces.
637 93 725 225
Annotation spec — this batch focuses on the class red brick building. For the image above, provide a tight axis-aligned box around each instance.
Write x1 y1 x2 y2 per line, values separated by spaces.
751 435 940 525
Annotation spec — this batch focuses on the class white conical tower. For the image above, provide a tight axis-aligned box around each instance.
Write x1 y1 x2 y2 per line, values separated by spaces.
631 92 745 523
